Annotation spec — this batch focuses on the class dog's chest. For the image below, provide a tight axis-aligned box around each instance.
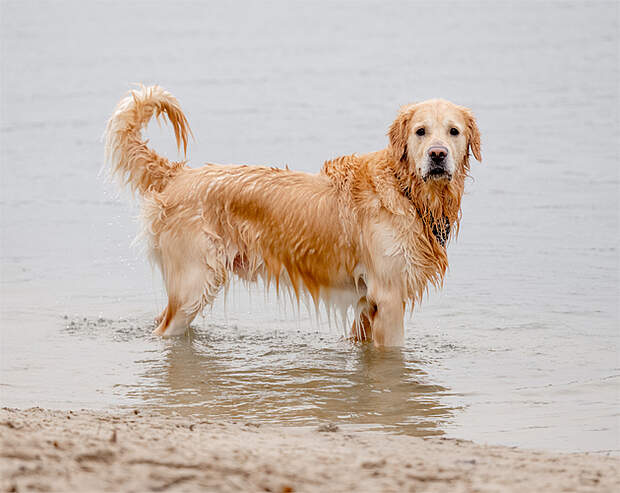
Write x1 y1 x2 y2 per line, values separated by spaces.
367 222 409 278
367 217 443 291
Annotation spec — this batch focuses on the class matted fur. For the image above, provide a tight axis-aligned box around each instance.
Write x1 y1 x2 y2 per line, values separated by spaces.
104 85 482 346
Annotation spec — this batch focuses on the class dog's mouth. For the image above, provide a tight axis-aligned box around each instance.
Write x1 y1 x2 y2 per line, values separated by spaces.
423 167 452 182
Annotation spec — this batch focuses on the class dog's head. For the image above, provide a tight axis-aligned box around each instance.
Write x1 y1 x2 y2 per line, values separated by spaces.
388 100 481 185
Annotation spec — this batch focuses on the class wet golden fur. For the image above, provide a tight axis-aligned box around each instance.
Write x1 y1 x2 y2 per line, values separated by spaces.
104 85 481 346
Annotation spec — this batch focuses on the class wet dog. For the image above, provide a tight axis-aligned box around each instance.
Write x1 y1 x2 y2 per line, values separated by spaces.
105 86 481 346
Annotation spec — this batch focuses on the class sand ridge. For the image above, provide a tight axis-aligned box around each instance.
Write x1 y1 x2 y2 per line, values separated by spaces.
1 408 618 492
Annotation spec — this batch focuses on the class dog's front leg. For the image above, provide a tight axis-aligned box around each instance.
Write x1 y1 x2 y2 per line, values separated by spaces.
369 294 405 347
351 297 375 342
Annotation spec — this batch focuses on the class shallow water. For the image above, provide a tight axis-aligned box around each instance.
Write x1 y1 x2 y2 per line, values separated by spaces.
1 1 618 454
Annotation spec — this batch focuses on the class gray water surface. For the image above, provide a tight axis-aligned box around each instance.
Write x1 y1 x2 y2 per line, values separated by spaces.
1 1 618 454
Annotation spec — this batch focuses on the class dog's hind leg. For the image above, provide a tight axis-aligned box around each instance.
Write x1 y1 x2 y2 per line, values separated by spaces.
152 234 227 337
153 300 194 337
154 306 167 325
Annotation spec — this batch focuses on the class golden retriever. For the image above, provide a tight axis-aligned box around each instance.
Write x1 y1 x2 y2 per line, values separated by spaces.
104 86 481 346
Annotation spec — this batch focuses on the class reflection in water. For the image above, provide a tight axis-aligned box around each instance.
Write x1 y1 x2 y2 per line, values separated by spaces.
127 326 454 436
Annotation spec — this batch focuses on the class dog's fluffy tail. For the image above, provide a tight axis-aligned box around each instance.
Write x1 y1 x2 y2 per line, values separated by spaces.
104 85 192 195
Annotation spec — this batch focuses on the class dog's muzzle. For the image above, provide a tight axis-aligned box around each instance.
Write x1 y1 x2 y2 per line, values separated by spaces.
423 145 452 182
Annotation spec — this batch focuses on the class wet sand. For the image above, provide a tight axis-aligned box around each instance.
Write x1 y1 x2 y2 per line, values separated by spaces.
1 408 618 493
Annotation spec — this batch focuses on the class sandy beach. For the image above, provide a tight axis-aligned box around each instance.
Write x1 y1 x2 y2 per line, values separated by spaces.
1 408 618 493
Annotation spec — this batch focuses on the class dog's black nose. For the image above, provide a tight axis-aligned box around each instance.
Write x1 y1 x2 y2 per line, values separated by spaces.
428 146 448 164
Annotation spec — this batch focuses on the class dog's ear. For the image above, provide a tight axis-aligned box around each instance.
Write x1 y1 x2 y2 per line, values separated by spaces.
462 107 482 162
388 104 416 162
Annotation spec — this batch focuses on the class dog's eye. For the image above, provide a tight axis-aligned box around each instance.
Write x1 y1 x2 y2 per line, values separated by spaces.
416 128 425 136
449 127 459 136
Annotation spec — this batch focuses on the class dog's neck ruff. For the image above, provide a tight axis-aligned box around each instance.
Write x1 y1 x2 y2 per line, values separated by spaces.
394 171 451 248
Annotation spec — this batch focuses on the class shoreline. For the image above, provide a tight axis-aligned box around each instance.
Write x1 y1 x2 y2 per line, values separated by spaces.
1 407 618 493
